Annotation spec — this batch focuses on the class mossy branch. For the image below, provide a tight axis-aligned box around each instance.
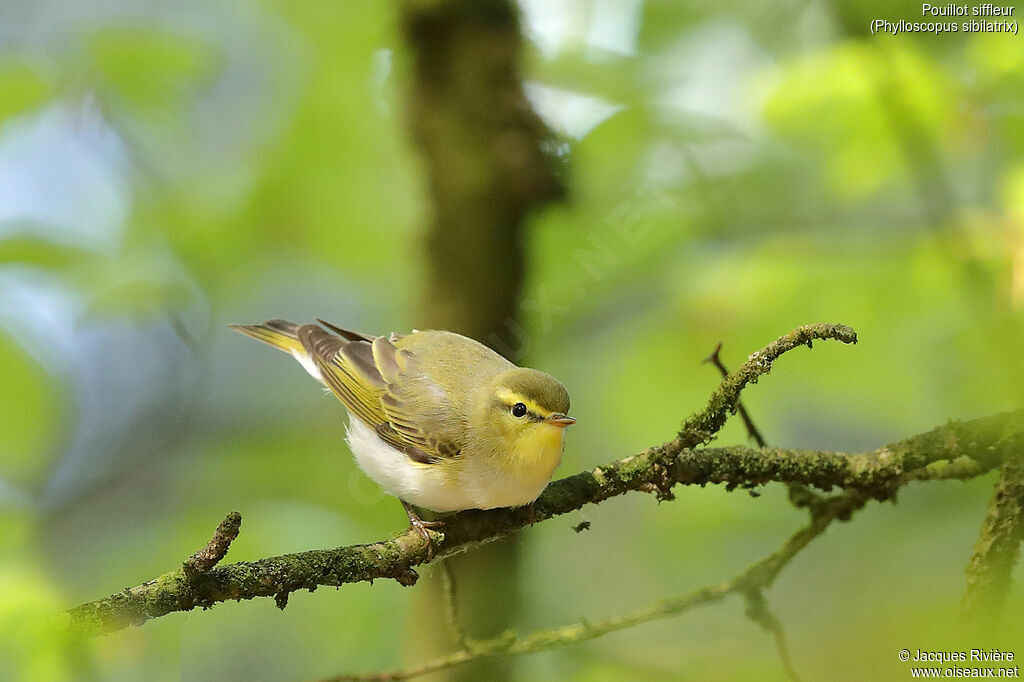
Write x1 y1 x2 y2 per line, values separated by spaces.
704 342 800 682
65 324 1023 643
678 323 857 448
182 511 241 579
962 447 1024 618
324 490 866 681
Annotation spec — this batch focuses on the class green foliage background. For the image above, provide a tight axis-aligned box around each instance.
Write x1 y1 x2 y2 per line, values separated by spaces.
0 1 1022 680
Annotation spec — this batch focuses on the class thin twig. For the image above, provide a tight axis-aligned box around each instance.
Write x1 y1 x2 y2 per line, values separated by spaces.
182 512 242 579
962 449 1024 620
324 588 731 681
702 342 830 517
742 590 803 682
324 494 858 682
704 342 767 447
438 560 467 649
678 323 857 448
706 342 803 681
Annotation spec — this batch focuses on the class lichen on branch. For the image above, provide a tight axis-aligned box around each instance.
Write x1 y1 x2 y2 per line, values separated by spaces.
678 322 858 448
323 489 866 682
182 511 242 579
963 448 1024 618
64 323 1023 645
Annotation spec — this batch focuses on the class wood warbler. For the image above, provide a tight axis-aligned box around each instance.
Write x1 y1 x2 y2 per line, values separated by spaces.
230 319 575 555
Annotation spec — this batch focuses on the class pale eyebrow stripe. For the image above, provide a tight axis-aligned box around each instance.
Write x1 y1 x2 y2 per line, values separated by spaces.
494 387 551 418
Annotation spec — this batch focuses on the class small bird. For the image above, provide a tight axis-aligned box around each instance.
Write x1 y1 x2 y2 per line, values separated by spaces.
230 319 575 556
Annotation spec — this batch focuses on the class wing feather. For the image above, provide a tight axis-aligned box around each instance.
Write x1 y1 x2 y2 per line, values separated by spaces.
298 324 385 428
315 318 374 342
298 323 462 464
371 336 402 383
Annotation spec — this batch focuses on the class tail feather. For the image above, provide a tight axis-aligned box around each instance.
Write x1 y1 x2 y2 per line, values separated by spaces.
228 319 304 356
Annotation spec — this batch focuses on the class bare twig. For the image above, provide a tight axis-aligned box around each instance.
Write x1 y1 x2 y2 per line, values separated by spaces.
705 342 803 682
438 561 468 649
742 590 802 682
679 323 857 448
702 342 833 518
704 342 767 447
321 586 731 681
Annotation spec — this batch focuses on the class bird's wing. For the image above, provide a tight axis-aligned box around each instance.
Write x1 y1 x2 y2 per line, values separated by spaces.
299 323 461 464
315 318 375 343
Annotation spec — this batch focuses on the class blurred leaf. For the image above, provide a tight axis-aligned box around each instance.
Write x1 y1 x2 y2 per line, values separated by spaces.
0 560 84 682
0 238 92 270
763 43 956 200
528 48 643 106
82 273 194 319
967 32 1024 77
0 62 53 123
0 333 61 490
85 25 220 119
1001 163 1024 220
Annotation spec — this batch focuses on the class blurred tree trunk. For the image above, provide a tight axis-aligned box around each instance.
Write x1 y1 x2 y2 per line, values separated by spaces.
400 0 564 679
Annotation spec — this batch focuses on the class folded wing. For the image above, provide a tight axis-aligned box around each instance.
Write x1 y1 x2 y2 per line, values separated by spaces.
298 321 462 464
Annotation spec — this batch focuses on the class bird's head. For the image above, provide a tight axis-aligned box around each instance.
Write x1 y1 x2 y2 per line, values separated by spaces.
479 367 574 460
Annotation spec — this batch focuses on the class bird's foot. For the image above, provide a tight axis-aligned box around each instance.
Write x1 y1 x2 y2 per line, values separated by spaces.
402 501 445 560
526 502 536 527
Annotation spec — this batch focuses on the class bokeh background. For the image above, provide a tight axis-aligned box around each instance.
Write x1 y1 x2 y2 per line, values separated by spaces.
1 0 1023 680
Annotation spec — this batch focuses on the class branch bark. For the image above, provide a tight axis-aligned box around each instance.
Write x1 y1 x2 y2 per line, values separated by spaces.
182 511 242 579
65 409 1021 637
322 490 866 681
963 448 1024 618
65 324 1024 638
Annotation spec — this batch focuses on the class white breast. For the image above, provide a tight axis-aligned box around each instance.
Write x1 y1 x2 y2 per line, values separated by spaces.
345 413 476 512
345 413 558 512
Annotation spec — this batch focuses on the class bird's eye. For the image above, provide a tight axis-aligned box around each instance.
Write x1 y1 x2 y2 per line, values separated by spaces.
511 402 528 418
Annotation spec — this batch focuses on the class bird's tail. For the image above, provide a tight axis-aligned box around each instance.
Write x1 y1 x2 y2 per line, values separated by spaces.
228 319 304 356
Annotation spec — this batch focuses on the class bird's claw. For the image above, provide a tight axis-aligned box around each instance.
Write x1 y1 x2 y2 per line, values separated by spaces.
402 501 445 560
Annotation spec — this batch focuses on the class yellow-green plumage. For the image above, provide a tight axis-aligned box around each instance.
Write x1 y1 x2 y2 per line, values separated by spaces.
229 319 574 517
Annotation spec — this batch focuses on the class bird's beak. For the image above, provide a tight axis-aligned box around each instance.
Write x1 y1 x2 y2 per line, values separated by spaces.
546 413 577 427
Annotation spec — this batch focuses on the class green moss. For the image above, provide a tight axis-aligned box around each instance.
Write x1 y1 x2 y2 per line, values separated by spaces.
66 408 1023 637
